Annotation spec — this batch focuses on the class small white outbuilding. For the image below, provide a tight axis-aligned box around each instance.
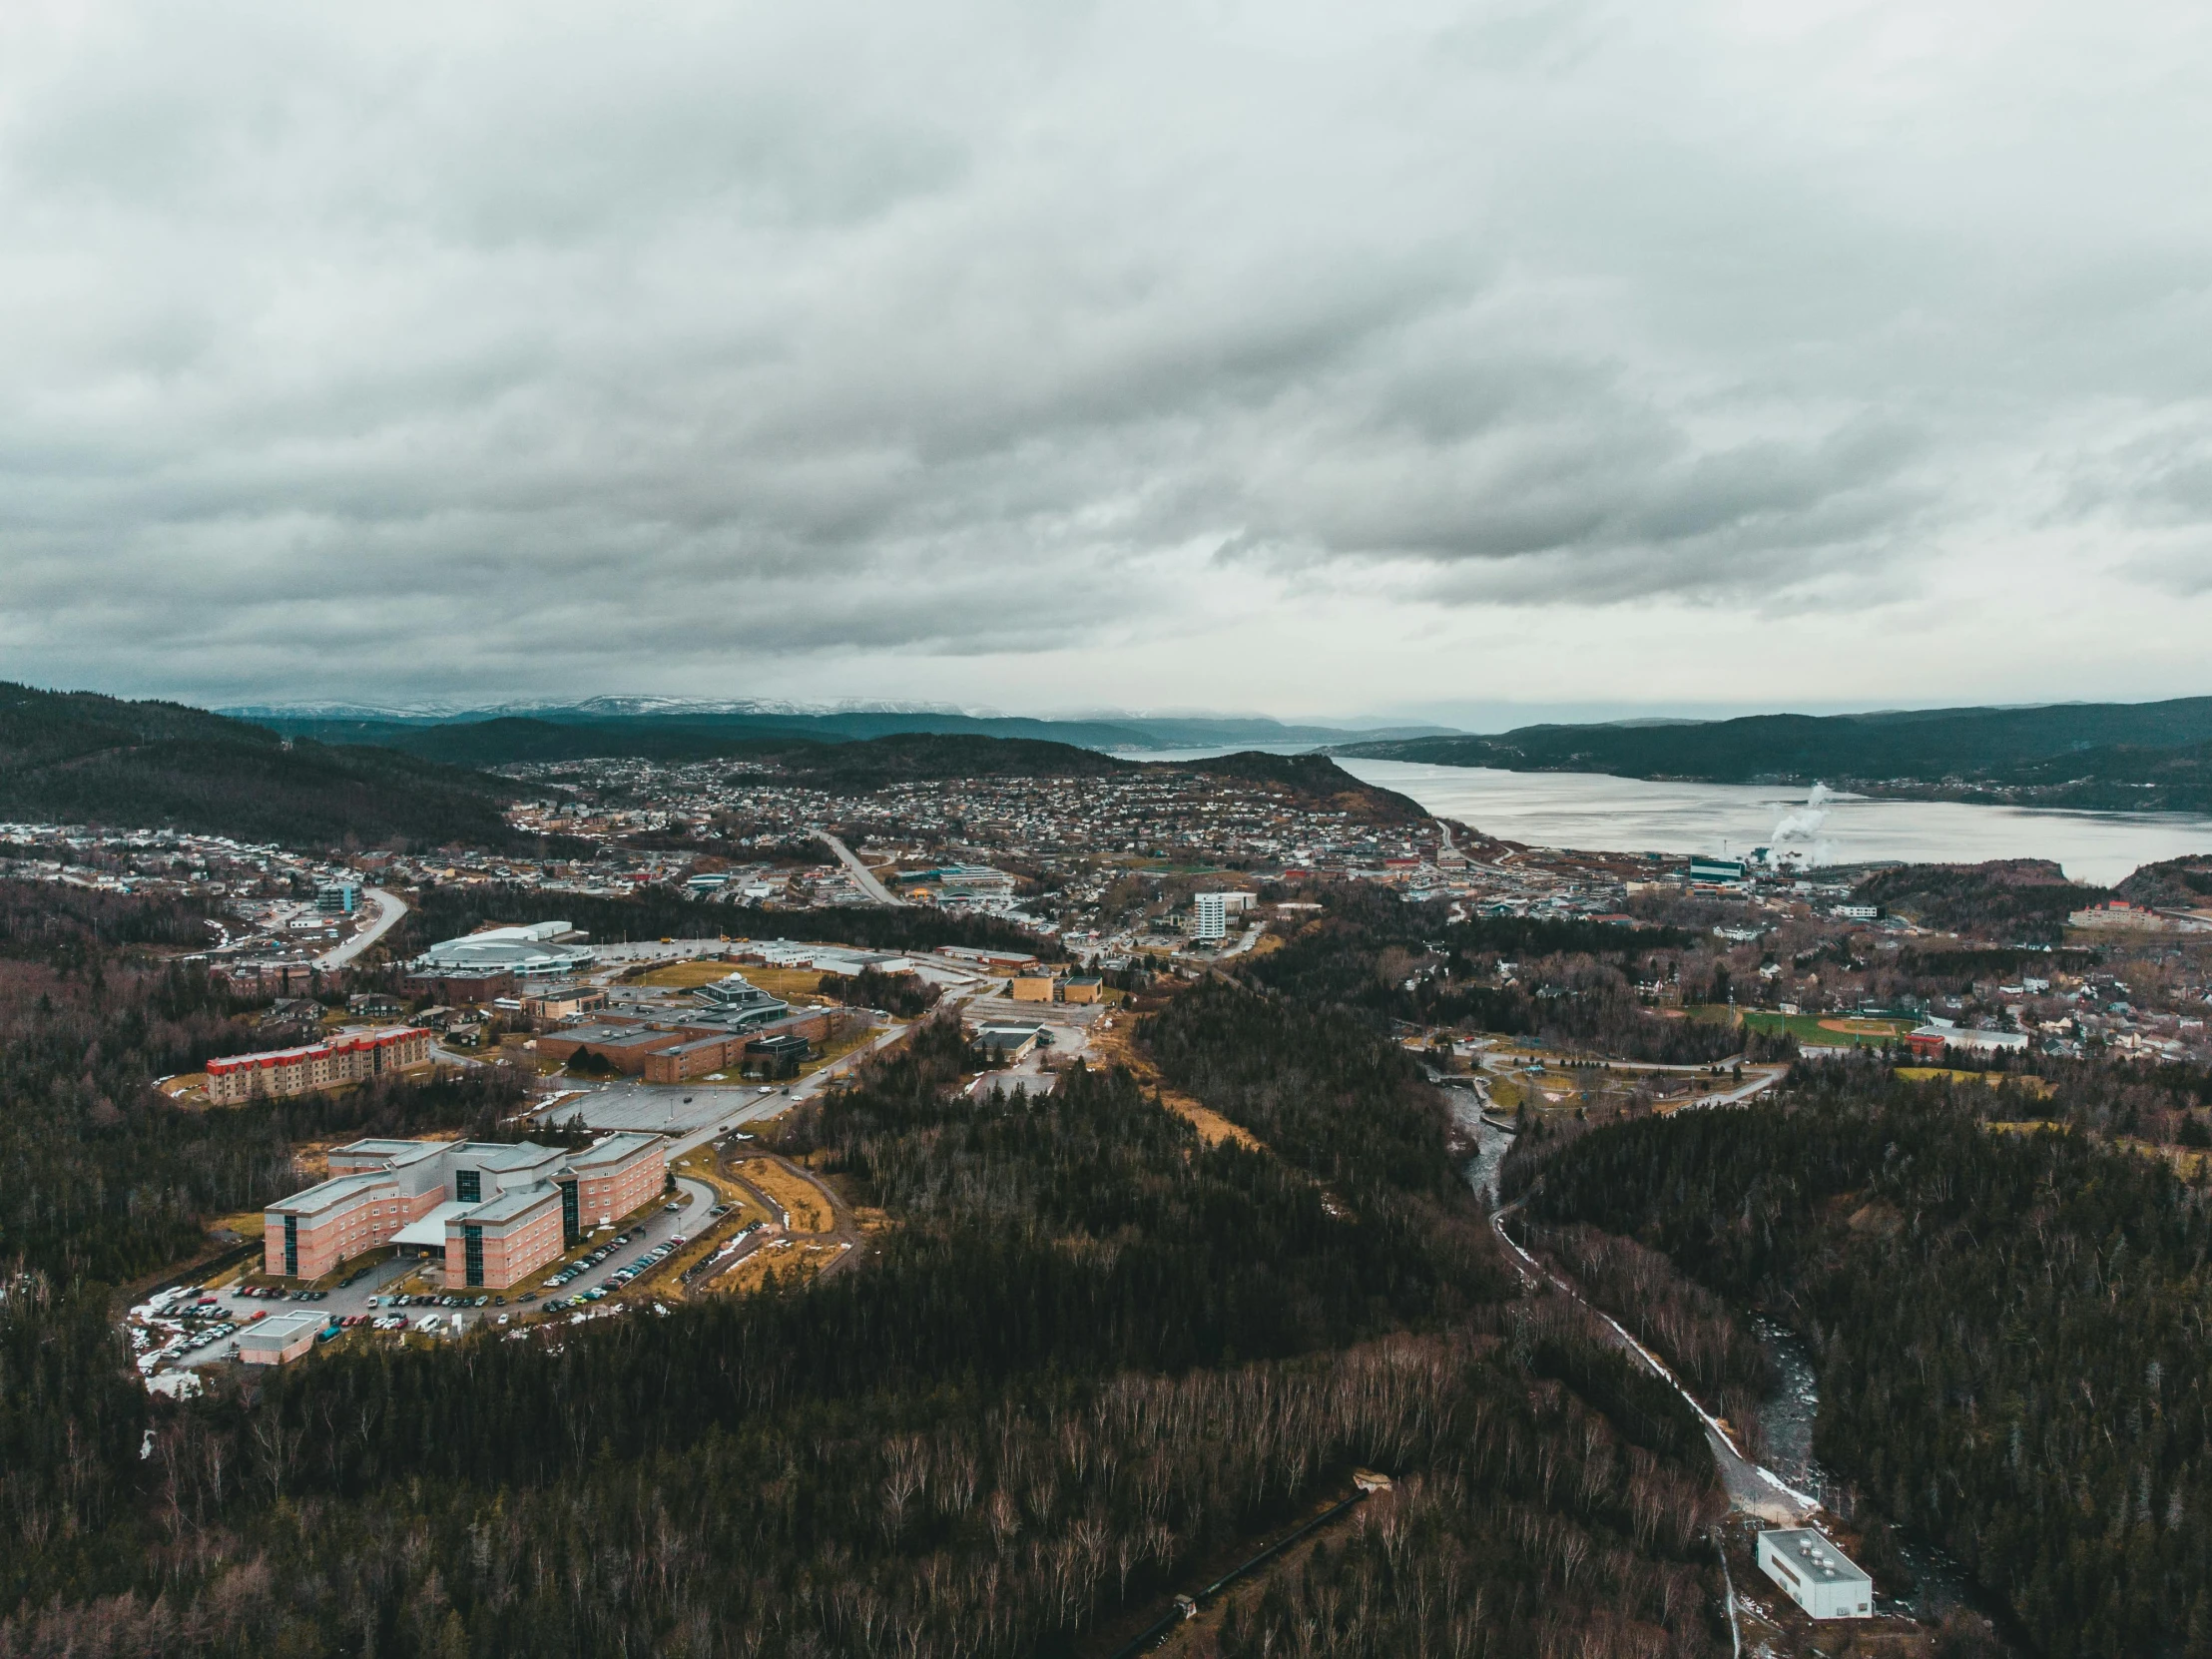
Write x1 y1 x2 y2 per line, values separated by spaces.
1756 1528 1873 1621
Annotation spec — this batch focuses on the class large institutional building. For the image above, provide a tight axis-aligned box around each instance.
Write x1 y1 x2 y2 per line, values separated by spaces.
207 1027 433 1104
265 1133 667 1289
403 920 597 1004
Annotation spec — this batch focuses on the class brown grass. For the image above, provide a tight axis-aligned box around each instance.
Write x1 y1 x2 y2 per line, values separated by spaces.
734 1158 836 1232
1088 1010 1264 1151
1901 1067 2055 1097
711 1242 823 1296
632 960 830 1002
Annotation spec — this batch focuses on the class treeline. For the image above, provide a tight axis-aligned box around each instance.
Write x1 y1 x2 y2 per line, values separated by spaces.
0 880 221 959
816 964 940 1017
1516 1068 2212 1659
1851 859 2108 943
0 886 1733 1658
391 882 1059 963
0 929 530 1628
1241 885 1735 1062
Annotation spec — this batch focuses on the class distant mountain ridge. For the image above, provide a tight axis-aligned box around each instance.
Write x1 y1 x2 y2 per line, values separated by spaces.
237 700 1454 754
1339 696 2212 814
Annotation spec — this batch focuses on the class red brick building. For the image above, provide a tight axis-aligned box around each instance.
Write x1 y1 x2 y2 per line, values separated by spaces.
265 1132 668 1289
207 1027 433 1105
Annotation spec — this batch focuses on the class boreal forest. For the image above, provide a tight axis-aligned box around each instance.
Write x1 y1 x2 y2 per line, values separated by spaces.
1509 1060 2212 1659
10 861 2212 1658
0 877 1726 1658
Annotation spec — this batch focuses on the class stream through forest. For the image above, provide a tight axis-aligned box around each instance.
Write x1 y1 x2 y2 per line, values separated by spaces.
1452 1092 2012 1639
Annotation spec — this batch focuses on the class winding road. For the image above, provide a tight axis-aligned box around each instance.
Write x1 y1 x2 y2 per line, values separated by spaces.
314 885 408 968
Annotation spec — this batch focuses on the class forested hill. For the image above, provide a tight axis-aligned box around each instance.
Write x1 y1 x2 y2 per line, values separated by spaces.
1516 1074 2212 1659
1340 695 2212 809
252 713 1433 825
0 683 518 850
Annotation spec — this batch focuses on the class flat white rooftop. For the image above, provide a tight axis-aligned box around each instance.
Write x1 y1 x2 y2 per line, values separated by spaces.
393 1200 473 1246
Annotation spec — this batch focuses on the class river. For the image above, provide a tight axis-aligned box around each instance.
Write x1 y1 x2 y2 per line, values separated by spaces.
1452 1090 2007 1635
1336 758 2212 886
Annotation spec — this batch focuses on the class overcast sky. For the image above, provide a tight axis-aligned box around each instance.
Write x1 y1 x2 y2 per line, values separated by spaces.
4 1 2210 727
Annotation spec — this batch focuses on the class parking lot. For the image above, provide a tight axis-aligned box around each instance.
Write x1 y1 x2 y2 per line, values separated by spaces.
139 1176 720 1370
536 1081 788 1138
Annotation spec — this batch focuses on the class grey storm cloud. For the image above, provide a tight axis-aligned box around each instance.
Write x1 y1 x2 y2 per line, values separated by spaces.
2 0 2211 707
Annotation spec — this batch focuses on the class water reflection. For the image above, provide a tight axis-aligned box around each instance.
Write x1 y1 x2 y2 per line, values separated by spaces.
1341 758 2212 886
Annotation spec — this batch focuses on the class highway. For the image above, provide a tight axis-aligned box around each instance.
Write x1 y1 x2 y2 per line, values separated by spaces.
314 885 408 968
816 830 903 905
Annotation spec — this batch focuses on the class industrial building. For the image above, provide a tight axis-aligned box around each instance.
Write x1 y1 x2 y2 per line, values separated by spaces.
1907 1018 2029 1058
1755 1529 1872 1620
206 1026 433 1105
974 1021 1047 1061
732 940 916 975
264 1132 667 1289
404 920 595 1003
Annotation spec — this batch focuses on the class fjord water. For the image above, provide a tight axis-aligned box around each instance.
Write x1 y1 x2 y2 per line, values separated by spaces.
1338 759 2212 886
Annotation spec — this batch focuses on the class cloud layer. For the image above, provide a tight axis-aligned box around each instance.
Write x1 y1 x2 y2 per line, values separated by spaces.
3 0 2211 717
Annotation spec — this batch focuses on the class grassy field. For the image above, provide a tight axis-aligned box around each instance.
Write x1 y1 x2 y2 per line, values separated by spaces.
1741 1010 1913 1047
734 1158 835 1232
630 960 830 1001
1486 1066 1636 1114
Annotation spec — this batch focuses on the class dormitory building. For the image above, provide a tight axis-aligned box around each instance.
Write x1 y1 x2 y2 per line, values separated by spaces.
265 1133 668 1289
206 1026 433 1104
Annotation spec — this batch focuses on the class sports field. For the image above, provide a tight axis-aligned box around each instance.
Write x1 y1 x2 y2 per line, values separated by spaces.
1742 1011 1913 1047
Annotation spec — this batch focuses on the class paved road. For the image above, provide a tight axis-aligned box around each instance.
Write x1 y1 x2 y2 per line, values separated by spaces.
535 1017 912 1165
312 885 408 968
816 830 903 905
707 1152 862 1286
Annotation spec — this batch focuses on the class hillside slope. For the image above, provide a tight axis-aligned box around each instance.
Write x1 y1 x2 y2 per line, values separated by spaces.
1342 696 2212 809
0 684 516 849
263 713 1434 827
